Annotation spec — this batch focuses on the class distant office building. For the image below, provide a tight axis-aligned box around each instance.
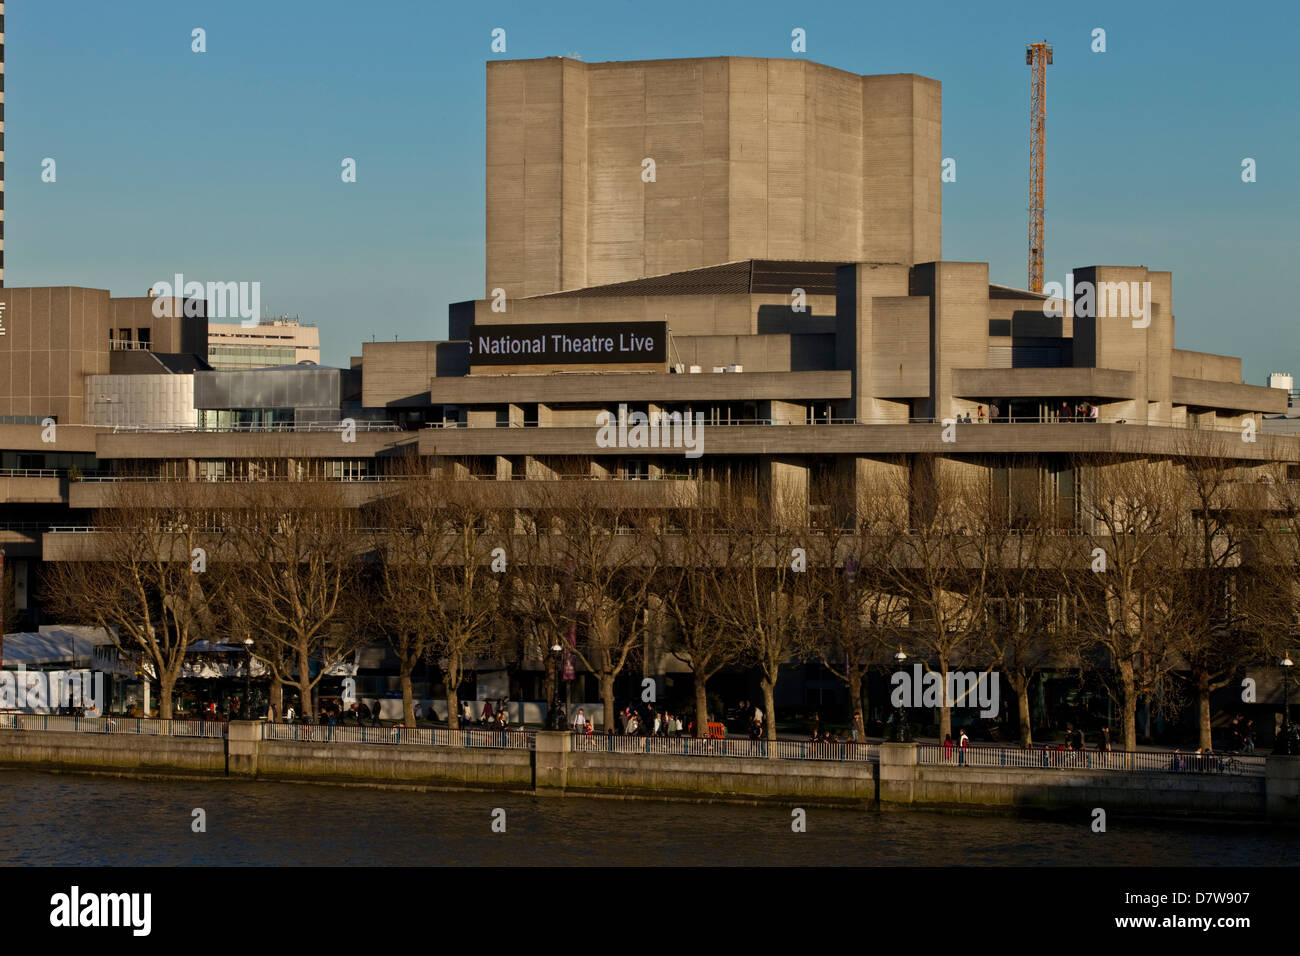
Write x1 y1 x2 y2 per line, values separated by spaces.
207 316 320 370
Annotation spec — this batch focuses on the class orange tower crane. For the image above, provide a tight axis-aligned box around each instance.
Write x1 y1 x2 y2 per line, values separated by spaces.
1026 42 1052 293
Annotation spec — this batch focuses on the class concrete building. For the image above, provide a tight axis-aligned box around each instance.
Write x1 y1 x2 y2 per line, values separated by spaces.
207 317 320 370
3 56 1298 726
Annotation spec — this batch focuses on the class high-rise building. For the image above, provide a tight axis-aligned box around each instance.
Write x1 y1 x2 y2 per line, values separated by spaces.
2 0 7 289
207 316 320 370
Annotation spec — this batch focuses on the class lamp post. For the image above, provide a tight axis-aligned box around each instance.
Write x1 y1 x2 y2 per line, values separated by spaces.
1281 651 1295 756
546 642 566 731
890 647 912 743
243 637 254 720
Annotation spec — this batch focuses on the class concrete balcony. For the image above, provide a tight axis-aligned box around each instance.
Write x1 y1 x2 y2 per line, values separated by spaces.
68 477 399 509
0 526 45 557
94 429 419 460
65 475 714 512
951 367 1136 401
424 369 853 405
1172 377 1288 414
0 474 66 504
418 421 1300 461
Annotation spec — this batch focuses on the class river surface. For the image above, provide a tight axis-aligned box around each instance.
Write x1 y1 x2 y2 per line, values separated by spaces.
0 769 1295 866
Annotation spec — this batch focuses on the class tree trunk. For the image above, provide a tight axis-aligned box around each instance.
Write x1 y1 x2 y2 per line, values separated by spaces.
761 675 777 746
599 673 616 732
159 672 175 720
1119 661 1137 752
1196 670 1212 751
694 665 709 738
1016 678 1033 747
298 643 314 719
845 660 865 740
268 676 282 721
937 661 952 743
446 649 462 734
400 666 415 728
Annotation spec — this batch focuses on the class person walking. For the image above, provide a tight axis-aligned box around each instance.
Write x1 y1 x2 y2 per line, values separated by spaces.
944 732 954 763
371 699 382 726
958 729 970 765
573 708 587 733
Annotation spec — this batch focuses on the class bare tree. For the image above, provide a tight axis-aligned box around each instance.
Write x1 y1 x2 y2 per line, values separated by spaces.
971 456 1070 747
42 483 234 718
713 473 818 744
1163 443 1274 748
656 489 746 737
223 482 364 721
811 467 907 740
539 479 658 732
874 459 993 742
1060 455 1182 751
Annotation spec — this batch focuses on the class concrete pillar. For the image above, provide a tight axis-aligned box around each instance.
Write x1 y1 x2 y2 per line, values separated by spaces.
227 720 260 776
1266 756 1300 822
526 456 556 479
495 456 512 481
878 742 918 805
533 730 570 793
766 458 808 525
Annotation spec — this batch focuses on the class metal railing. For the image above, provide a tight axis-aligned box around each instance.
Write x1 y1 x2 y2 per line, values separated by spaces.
260 721 535 750
0 713 227 738
110 422 400 434
569 732 878 762
75 474 390 483
0 468 63 478
418 416 1247 430
917 743 1267 777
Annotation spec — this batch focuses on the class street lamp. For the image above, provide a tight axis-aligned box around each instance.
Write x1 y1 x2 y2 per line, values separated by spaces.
243 637 254 720
546 642 566 731
891 647 912 743
1281 651 1295 756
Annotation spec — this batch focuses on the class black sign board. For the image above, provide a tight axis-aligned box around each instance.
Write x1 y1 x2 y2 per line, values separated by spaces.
468 321 667 366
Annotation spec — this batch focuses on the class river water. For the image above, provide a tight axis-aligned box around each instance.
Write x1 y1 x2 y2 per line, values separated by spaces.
1 769 1295 866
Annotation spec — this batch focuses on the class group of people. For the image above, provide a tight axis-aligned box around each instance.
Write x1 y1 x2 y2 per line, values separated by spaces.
1228 714 1256 753
942 730 972 761
464 698 511 730
1058 401 1099 422
806 711 862 744
734 700 765 739
272 698 385 726
955 402 1099 425
957 404 1000 424
575 706 687 736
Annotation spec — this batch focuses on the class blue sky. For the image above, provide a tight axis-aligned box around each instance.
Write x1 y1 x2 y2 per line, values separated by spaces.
9 0 1298 379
